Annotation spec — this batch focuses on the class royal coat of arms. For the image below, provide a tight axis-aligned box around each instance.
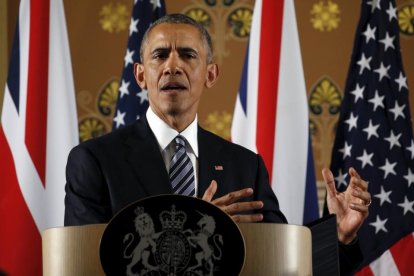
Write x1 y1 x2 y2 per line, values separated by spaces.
100 195 245 276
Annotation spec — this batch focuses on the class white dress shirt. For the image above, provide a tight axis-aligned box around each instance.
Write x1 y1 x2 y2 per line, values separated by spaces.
146 107 199 196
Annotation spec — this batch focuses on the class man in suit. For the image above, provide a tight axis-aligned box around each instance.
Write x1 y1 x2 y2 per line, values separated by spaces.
65 13 371 274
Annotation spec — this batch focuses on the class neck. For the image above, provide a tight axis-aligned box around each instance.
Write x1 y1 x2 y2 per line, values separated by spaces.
158 112 196 133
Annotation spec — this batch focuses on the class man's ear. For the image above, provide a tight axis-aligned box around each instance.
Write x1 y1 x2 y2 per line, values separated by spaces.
134 63 147 89
205 63 219 89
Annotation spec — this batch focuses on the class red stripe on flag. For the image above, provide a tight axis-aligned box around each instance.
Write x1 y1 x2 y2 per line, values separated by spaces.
25 0 50 186
0 127 42 275
256 0 284 181
355 265 374 276
390 232 414 275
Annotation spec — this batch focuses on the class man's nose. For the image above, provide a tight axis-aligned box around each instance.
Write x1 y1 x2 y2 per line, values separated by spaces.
163 53 183 75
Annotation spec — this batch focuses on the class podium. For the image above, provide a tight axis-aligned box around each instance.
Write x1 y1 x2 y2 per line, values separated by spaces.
45 194 339 275
42 222 312 275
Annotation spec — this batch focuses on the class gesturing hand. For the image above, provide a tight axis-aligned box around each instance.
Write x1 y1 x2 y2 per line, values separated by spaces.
322 167 371 244
202 180 264 222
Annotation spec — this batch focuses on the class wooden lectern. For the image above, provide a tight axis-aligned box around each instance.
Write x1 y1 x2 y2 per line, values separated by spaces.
42 223 312 275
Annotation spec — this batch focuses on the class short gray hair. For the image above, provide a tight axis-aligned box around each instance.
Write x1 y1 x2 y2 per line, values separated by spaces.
139 13 213 64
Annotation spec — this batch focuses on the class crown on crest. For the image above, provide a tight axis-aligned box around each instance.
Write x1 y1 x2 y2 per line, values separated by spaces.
159 205 187 230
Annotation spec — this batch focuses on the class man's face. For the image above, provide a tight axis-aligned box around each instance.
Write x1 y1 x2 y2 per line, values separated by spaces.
135 23 218 122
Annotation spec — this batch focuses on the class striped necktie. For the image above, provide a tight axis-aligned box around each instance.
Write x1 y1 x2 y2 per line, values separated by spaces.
169 135 195 196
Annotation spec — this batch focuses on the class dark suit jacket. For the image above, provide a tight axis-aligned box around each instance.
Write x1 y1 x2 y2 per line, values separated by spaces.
64 116 287 225
64 116 362 274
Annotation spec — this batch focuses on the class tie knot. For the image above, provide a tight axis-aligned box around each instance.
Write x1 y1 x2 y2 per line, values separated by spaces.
175 135 186 149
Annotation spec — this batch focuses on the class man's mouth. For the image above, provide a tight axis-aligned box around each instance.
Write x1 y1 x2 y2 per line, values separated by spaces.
161 82 187 92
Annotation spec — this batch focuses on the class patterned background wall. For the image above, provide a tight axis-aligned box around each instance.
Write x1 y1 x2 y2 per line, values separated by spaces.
3 0 414 207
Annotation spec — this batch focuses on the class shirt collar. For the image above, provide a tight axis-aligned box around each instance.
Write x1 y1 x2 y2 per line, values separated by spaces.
146 107 199 157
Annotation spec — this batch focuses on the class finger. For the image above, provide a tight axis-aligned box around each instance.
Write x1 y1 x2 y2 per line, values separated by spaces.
350 175 368 191
224 201 264 215
231 213 263 223
202 180 217 202
322 168 336 198
352 189 371 204
349 167 360 178
349 202 370 216
212 188 254 206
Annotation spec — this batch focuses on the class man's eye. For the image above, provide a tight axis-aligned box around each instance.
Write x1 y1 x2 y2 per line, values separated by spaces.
153 52 168 59
182 53 196 59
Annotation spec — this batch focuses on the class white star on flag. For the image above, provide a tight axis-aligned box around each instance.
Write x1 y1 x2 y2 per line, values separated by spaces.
357 149 374 168
113 110 126 128
370 215 388 234
345 112 358 131
385 2 397 21
395 72 408 91
403 168 414 187
119 80 130 98
368 0 382 12
368 90 385 111
339 141 352 159
363 119 380 140
363 24 377 43
129 18 139 36
351 84 365 103
374 186 392 206
124 49 135 68
379 158 397 179
379 32 395 51
357 53 372 74
397 197 414 215
384 130 401 150
137 89 148 104
406 140 414 159
335 169 348 188
374 62 390 81
388 101 406 120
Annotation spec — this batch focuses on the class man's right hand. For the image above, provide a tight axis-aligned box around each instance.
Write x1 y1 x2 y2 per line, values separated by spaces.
202 180 264 222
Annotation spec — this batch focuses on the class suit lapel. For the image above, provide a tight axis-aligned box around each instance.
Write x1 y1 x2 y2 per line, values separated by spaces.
124 117 172 196
198 127 224 197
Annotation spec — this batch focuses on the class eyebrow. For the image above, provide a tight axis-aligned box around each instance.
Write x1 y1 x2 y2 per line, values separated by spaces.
151 47 198 56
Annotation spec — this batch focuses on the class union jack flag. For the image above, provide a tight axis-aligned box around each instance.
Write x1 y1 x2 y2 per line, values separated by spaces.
231 0 319 225
0 0 78 274
328 0 414 274
112 0 166 130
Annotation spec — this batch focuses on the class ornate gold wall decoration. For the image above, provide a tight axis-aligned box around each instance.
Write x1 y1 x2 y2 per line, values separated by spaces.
309 77 341 115
79 117 107 142
204 111 232 140
310 1 341 32
98 79 119 116
228 7 252 38
183 0 253 64
309 76 342 173
77 78 119 142
99 2 130 33
398 3 414 36
186 8 212 27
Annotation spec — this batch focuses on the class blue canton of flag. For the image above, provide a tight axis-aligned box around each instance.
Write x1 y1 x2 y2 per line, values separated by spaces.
112 0 166 130
329 0 414 274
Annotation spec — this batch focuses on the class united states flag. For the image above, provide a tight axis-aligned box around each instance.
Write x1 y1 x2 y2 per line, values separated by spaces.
231 0 319 225
112 0 166 130
328 0 414 275
0 0 78 274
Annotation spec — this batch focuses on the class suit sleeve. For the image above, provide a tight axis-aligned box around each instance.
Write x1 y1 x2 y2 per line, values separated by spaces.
64 145 112 226
254 154 288 223
338 239 364 275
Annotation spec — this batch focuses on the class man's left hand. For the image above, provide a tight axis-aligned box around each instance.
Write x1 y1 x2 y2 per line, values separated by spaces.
322 167 371 244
